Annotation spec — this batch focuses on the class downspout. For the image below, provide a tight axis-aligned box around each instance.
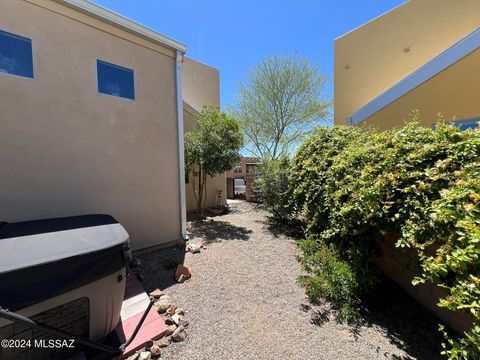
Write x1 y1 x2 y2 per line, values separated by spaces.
175 50 189 241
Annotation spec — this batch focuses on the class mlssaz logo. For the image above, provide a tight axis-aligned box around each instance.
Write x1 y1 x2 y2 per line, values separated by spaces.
34 339 75 348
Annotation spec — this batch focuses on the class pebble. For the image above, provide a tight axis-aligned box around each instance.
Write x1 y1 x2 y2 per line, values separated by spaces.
155 337 171 348
165 324 177 336
171 325 188 342
149 289 163 299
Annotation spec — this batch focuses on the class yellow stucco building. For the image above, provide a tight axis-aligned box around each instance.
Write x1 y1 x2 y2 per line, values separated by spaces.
334 0 480 131
334 0 480 333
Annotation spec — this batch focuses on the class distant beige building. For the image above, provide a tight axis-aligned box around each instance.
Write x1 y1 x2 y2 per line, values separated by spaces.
0 0 223 250
182 58 227 213
335 0 480 131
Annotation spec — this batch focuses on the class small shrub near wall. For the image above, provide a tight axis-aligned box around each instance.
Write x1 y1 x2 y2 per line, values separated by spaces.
255 157 295 221
288 117 480 359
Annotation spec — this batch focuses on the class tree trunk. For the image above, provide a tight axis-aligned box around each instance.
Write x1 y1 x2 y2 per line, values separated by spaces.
197 167 203 217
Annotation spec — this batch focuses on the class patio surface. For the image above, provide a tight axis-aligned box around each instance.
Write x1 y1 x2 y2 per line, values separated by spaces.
115 276 167 358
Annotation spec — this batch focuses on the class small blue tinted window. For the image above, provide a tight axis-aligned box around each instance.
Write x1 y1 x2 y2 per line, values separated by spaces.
433 118 480 131
97 60 135 100
456 118 479 131
0 29 34 79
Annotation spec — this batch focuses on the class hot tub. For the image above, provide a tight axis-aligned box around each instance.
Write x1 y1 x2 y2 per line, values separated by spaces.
0 214 131 341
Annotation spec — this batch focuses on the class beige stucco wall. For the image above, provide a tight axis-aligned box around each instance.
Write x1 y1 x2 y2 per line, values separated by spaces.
182 57 220 112
182 58 226 212
0 0 181 250
334 0 480 125
360 48 480 131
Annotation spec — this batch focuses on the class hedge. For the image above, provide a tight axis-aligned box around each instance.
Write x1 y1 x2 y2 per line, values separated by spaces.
289 118 480 358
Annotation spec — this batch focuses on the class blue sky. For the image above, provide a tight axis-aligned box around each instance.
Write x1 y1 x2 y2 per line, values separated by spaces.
93 0 405 110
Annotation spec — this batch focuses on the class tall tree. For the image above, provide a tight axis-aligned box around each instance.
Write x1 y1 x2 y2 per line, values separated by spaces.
235 53 331 160
185 106 243 216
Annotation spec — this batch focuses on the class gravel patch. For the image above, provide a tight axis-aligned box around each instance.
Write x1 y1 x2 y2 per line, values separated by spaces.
137 201 442 360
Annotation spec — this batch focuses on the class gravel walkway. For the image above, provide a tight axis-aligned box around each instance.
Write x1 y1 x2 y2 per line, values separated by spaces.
137 200 442 360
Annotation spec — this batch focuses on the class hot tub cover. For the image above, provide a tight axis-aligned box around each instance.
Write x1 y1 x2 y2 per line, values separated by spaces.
0 215 130 311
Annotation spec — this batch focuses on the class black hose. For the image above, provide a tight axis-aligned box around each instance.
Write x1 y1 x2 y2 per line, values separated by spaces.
0 298 155 355
119 299 154 352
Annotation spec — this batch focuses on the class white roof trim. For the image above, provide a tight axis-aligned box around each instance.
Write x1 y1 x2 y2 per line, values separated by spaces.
59 0 187 53
350 27 480 125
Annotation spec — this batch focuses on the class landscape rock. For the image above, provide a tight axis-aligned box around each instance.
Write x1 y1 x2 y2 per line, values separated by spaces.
155 302 171 314
166 305 177 316
155 337 171 348
163 316 175 325
158 294 172 302
149 345 161 357
171 314 181 326
178 316 189 327
171 325 188 342
187 243 201 254
171 314 188 327
165 324 177 336
154 295 174 313
127 353 140 360
149 289 163 299
144 340 154 351
174 308 185 316
138 352 151 360
175 264 192 279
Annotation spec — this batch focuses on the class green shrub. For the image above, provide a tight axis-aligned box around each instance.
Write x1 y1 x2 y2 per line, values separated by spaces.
291 117 480 358
289 125 369 236
290 125 380 322
297 239 363 322
255 157 296 221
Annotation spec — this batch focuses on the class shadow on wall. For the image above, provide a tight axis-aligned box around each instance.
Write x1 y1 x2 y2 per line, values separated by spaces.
190 220 252 243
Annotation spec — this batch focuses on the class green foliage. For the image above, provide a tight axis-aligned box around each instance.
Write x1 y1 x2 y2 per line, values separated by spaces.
185 106 244 177
440 324 480 359
234 53 331 160
297 239 362 322
255 157 296 221
290 117 480 357
185 106 243 215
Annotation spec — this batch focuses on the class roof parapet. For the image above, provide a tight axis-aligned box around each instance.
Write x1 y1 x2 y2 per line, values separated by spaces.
59 0 187 53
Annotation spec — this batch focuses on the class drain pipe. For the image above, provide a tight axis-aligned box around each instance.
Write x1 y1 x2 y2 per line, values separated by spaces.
175 50 189 242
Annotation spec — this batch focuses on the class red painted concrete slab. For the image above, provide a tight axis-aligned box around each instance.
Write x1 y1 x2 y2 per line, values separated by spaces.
115 277 167 358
